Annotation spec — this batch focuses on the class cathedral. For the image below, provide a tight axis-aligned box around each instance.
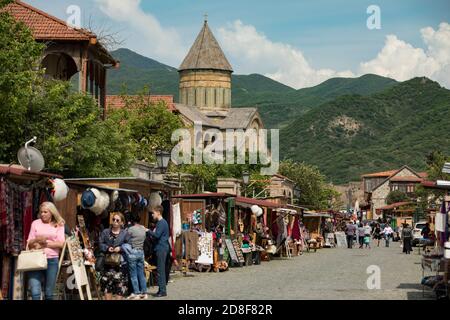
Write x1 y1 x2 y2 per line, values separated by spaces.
174 19 264 135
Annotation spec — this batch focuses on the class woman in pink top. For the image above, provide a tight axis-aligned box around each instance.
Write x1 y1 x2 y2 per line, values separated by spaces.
27 202 65 300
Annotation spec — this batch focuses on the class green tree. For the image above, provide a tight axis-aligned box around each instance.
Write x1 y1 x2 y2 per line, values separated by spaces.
386 190 409 205
0 7 44 159
0 8 135 177
279 160 340 210
415 150 450 209
108 93 183 163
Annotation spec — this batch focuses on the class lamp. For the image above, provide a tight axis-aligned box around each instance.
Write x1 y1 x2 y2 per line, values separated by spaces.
155 150 171 173
242 171 250 185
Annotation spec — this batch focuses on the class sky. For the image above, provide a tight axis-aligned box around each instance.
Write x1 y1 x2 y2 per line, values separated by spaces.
27 0 450 89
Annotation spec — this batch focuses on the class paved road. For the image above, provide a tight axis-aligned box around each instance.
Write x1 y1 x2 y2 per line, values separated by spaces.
148 242 430 300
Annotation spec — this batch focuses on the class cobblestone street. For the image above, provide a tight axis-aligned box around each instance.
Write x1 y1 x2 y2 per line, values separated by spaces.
149 243 430 300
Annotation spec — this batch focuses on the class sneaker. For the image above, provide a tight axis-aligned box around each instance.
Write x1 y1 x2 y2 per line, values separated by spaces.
127 294 140 300
140 294 148 300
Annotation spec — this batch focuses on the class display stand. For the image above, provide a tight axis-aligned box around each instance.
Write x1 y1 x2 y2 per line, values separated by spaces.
224 238 243 267
77 216 102 299
57 236 92 300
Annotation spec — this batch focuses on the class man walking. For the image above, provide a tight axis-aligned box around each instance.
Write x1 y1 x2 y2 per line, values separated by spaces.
345 221 356 249
147 205 170 297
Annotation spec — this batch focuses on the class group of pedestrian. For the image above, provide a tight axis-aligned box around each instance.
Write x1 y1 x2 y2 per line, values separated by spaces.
97 205 170 300
345 218 424 255
345 221 372 249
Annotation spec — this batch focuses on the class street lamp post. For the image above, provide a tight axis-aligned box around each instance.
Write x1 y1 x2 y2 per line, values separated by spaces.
155 150 171 174
242 171 250 197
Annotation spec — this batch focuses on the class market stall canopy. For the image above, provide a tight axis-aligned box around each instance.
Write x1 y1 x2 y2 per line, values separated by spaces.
64 180 138 193
0 164 62 179
285 204 309 212
172 192 234 199
422 180 450 190
232 196 279 209
274 208 298 215
303 212 332 218
64 177 179 191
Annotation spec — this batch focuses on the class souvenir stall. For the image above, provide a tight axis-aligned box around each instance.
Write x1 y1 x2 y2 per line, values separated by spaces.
301 212 332 250
172 193 231 273
269 208 299 258
59 177 178 299
419 180 450 299
231 197 278 264
0 164 63 300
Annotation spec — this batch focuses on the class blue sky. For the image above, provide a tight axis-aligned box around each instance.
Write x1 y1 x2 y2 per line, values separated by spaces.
27 0 450 88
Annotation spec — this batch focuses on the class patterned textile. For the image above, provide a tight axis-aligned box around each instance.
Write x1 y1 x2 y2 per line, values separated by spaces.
22 191 33 248
99 267 129 296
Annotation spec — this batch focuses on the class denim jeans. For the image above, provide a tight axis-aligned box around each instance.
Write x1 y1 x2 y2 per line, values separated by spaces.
156 248 168 294
28 258 59 300
128 249 147 294
385 235 390 247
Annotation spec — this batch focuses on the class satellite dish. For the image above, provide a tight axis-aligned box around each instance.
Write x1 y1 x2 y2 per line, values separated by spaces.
17 137 45 172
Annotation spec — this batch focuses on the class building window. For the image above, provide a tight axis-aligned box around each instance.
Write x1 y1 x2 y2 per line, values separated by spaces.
407 185 415 193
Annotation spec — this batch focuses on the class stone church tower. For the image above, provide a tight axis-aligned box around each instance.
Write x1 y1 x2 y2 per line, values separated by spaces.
178 19 233 111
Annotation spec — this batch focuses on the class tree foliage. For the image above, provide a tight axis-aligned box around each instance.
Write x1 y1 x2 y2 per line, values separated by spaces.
0 9 135 177
279 160 340 210
107 93 183 163
386 190 409 205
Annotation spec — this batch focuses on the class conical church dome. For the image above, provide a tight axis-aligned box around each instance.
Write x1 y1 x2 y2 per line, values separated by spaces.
178 19 232 110
179 20 233 72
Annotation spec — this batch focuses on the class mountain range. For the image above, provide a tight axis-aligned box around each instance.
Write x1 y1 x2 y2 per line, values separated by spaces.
107 48 450 184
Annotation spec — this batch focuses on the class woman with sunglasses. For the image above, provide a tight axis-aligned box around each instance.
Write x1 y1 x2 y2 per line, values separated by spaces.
98 212 130 300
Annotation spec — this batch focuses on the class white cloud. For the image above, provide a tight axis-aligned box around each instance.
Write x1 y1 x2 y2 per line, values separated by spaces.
217 20 354 89
217 20 450 89
94 0 186 66
359 22 450 88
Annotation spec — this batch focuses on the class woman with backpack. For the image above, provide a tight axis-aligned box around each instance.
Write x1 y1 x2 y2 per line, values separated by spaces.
401 223 413 254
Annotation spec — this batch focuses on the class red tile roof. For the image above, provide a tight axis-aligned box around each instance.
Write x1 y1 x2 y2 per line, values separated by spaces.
418 172 428 178
389 176 423 182
3 1 95 41
362 170 398 178
378 201 412 210
106 95 177 112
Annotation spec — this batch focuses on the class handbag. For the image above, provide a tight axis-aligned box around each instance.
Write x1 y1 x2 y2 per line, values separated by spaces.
105 253 121 267
17 245 48 272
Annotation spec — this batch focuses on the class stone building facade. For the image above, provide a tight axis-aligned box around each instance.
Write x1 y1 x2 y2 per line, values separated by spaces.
363 166 427 220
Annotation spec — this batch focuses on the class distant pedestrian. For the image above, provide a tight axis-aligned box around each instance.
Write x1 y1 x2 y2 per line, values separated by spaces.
402 224 413 254
398 224 403 248
421 223 431 240
357 223 365 249
382 224 394 247
345 221 357 249
372 223 382 247
363 222 372 249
